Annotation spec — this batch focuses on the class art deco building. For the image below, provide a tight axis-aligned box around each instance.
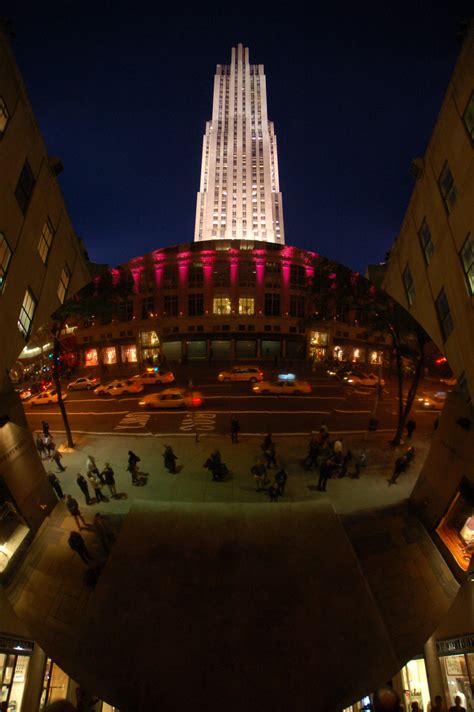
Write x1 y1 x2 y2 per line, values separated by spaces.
194 44 284 244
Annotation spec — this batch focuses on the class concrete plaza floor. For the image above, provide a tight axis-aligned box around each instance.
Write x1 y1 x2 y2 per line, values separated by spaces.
5 429 459 711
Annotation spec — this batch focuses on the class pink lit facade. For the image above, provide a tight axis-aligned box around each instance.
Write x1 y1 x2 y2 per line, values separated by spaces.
194 44 285 244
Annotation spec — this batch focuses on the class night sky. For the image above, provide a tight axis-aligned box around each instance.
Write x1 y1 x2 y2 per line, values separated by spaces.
4 3 472 272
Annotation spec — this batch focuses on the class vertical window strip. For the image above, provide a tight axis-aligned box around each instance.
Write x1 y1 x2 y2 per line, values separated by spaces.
0 232 12 290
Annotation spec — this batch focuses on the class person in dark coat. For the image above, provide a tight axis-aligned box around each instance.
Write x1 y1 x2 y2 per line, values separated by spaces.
163 445 177 474
406 418 417 440
68 531 92 564
318 458 332 492
42 420 50 437
102 463 117 498
76 474 92 505
50 447 66 472
66 495 87 530
47 472 64 499
36 434 46 459
230 417 240 444
264 441 277 469
388 455 407 485
127 451 141 485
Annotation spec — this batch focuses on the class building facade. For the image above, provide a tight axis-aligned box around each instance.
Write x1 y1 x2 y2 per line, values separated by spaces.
194 44 284 244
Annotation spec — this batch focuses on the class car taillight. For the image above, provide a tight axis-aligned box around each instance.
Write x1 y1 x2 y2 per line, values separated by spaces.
192 397 202 406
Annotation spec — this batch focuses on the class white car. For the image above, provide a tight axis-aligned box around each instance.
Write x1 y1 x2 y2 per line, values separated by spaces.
139 388 203 409
30 389 68 406
218 366 263 383
343 371 385 387
67 376 101 391
131 371 175 385
252 379 312 395
417 391 447 410
94 380 144 397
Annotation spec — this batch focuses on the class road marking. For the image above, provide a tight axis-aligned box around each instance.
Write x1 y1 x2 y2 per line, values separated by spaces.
333 409 371 414
203 395 345 400
25 410 129 416
114 411 151 430
180 413 216 432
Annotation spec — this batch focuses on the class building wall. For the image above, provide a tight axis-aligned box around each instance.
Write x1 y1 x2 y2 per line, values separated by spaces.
381 25 474 398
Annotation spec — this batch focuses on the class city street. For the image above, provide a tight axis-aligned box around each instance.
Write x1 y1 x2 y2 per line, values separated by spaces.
23 369 445 437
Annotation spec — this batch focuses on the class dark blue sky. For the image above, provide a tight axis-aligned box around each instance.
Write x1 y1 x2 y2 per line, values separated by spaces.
4 3 472 271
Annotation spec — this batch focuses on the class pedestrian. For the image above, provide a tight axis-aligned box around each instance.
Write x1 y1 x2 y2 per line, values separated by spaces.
304 435 320 470
388 455 407 486
35 434 46 459
66 495 86 530
406 418 417 441
92 513 116 554
76 474 92 505
231 417 240 444
67 531 92 564
163 445 178 474
318 457 332 492
449 695 466 712
47 472 64 500
42 420 50 437
373 686 403 712
127 451 141 485
102 463 117 498
86 455 104 484
333 438 343 455
411 702 420 712
340 449 352 477
261 433 273 452
87 472 107 503
43 435 55 456
275 468 287 496
430 695 445 712
264 440 277 469
251 461 268 492
50 447 66 472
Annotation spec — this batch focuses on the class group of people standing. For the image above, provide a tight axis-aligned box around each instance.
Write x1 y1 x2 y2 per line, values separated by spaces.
250 433 287 501
304 425 367 492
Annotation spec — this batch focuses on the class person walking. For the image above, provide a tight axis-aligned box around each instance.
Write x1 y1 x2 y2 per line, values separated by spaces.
264 440 277 469
42 420 50 437
50 447 66 472
66 495 87 530
102 463 117 498
35 434 46 459
230 417 240 444
47 472 64 500
92 513 116 554
406 418 417 441
87 472 107 503
388 455 407 486
76 474 92 505
251 461 268 492
43 435 55 456
86 455 104 484
68 531 92 564
163 445 178 474
127 451 141 485
318 457 332 492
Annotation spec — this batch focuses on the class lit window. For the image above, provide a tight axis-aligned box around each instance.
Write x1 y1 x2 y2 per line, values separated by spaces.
419 218 434 265
435 288 454 341
57 264 71 303
0 232 12 291
213 295 232 315
0 96 9 136
403 264 415 306
38 218 54 263
459 233 474 295
462 91 474 143
18 288 37 338
438 162 458 213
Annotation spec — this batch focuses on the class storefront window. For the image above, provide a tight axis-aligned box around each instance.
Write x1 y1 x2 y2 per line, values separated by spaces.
239 297 255 315
401 658 431 711
310 330 329 346
0 499 30 573
351 347 366 363
213 296 232 315
85 348 98 367
0 653 30 710
120 345 137 364
102 346 117 365
436 480 474 571
441 653 474 711
40 658 69 708
139 331 160 348
333 345 347 361
370 350 384 365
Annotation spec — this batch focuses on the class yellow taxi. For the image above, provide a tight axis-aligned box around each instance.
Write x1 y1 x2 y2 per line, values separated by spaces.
252 374 312 395
30 388 68 406
94 379 144 397
139 388 203 409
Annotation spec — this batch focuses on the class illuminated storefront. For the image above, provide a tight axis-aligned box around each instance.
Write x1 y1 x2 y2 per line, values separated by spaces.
437 636 474 711
0 496 30 577
309 330 329 361
400 658 431 710
436 480 474 572
85 348 98 367
120 345 137 364
101 346 117 365
0 637 33 711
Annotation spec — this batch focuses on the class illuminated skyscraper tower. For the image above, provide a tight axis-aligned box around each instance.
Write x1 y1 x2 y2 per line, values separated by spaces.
194 44 285 244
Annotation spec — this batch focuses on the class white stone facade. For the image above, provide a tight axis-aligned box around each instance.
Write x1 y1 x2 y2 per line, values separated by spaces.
194 44 285 244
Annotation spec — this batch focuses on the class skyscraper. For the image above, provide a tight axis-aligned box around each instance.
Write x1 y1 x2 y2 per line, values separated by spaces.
194 43 285 244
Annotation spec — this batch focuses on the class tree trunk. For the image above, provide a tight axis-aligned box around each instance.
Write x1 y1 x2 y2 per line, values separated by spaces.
391 331 405 446
401 337 425 427
52 336 74 448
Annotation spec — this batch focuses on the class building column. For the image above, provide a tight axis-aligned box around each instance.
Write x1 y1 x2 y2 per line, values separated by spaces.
20 643 46 712
230 257 239 315
178 259 189 316
202 260 214 315
424 635 447 707
255 258 265 315
281 261 290 317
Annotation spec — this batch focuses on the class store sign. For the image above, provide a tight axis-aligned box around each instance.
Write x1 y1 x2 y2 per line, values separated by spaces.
0 636 34 655
437 634 474 655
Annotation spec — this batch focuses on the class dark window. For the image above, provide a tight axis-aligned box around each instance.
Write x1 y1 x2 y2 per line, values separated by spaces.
164 295 178 316
402 265 415 306
289 326 297 333
238 324 246 331
460 234 474 296
213 262 230 287
0 96 9 136
15 160 35 214
264 324 271 331
0 232 12 291
265 261 281 287
419 218 434 265
290 295 305 318
239 261 256 287
118 301 134 321
141 297 155 319
264 293 280 316
188 263 203 288
435 288 454 341
458 372 471 403
462 91 474 143
248 324 255 331
438 162 458 213
290 264 306 289
139 269 155 293
163 264 178 289
188 293 204 316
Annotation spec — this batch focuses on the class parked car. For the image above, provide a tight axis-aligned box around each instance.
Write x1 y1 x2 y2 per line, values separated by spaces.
30 389 67 406
252 377 312 395
218 366 263 383
94 380 144 397
343 371 385 387
139 388 203 409
67 376 101 391
417 391 447 410
131 371 175 385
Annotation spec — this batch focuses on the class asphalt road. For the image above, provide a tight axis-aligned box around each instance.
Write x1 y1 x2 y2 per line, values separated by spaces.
23 374 444 437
